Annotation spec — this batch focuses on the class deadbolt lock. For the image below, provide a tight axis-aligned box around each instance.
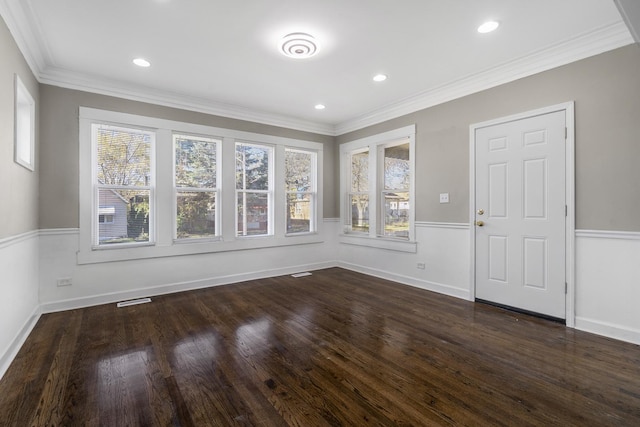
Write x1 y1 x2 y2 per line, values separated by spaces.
477 209 484 215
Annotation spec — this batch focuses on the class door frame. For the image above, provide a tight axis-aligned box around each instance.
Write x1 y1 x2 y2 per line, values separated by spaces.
468 102 576 326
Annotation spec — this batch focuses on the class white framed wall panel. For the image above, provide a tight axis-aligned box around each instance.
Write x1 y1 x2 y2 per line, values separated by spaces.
574 231 640 345
0 231 40 380
38 220 340 313
338 222 471 300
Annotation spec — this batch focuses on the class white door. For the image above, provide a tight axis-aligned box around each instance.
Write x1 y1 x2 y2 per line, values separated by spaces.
474 110 566 319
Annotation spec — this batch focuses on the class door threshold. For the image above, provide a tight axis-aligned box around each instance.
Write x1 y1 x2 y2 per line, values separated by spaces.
475 299 566 325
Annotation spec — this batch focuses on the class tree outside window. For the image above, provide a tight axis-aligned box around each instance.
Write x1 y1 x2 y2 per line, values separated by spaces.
382 143 410 238
95 124 153 245
349 150 369 233
236 143 272 236
285 148 316 234
175 135 219 240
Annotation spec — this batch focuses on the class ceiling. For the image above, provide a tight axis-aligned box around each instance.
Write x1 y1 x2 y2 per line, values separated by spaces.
0 0 634 135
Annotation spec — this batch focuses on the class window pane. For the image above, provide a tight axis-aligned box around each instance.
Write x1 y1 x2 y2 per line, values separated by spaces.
351 151 369 192
237 192 269 236
287 193 312 233
350 194 369 233
97 126 151 186
15 76 35 169
383 191 409 238
176 191 216 239
236 143 269 190
175 136 217 188
285 150 312 191
97 188 150 244
384 143 410 190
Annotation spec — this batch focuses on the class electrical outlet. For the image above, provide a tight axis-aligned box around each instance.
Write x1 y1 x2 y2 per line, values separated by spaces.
57 278 72 287
417 262 426 270
439 193 450 203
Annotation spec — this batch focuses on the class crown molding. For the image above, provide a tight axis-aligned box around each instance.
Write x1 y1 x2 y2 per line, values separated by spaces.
0 0 52 75
2 1 634 137
38 66 336 136
334 22 634 135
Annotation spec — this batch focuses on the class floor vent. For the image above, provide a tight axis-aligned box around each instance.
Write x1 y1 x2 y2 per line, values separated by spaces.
117 297 152 308
291 272 312 278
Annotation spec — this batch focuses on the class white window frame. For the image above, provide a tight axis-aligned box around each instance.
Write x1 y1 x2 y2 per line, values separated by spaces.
340 125 416 253
173 133 222 242
14 74 36 171
284 147 318 236
79 107 323 264
235 141 274 238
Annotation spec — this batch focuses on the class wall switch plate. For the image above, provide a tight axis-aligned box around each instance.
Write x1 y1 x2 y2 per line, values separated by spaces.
439 193 450 203
417 262 426 269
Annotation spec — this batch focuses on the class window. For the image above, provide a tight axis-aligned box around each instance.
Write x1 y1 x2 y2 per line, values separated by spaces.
99 215 114 224
381 142 410 238
174 135 220 240
236 142 273 236
98 206 115 224
340 125 415 251
348 149 369 233
93 124 154 246
285 148 317 234
79 108 323 264
14 74 35 171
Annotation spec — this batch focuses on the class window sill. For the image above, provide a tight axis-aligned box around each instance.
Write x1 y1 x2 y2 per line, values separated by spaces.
338 234 417 253
77 233 325 264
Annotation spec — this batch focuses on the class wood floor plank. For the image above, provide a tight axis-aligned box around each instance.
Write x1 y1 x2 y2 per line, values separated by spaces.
1 267 639 426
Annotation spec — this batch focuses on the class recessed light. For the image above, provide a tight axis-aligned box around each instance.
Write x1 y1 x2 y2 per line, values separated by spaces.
280 33 319 59
477 21 500 33
373 74 388 82
315 104 326 110
133 58 151 67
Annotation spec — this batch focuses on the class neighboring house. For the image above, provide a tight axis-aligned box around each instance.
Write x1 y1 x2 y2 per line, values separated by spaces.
97 190 128 241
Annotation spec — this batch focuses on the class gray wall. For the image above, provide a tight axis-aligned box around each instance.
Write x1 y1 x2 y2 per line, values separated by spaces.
0 16 39 239
38 85 337 229
31 42 640 232
337 44 640 232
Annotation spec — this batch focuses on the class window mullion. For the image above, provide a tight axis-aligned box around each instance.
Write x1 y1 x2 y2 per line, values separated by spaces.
369 146 378 238
155 129 172 246
221 137 236 241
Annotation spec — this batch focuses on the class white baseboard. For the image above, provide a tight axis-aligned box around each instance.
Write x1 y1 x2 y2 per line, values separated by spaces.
338 261 471 300
575 317 640 346
0 305 42 380
41 260 338 313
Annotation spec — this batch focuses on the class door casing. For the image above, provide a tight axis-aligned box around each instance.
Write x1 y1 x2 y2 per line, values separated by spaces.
469 102 576 327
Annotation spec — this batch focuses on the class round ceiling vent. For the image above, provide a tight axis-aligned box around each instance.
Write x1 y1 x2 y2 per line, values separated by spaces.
280 33 318 59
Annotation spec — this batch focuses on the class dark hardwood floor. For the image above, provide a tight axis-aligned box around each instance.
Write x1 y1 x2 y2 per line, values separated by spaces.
1 267 639 426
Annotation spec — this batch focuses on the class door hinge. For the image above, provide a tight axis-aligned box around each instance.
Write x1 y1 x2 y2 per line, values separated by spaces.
565 282 568 294
565 127 568 140
565 205 567 217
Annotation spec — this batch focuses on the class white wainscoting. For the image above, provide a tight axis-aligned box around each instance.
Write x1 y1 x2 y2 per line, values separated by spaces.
574 230 640 345
38 221 341 313
338 222 471 300
0 231 41 380
5 222 640 380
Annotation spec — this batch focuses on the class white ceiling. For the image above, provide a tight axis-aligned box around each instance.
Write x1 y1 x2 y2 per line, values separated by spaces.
0 0 633 135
